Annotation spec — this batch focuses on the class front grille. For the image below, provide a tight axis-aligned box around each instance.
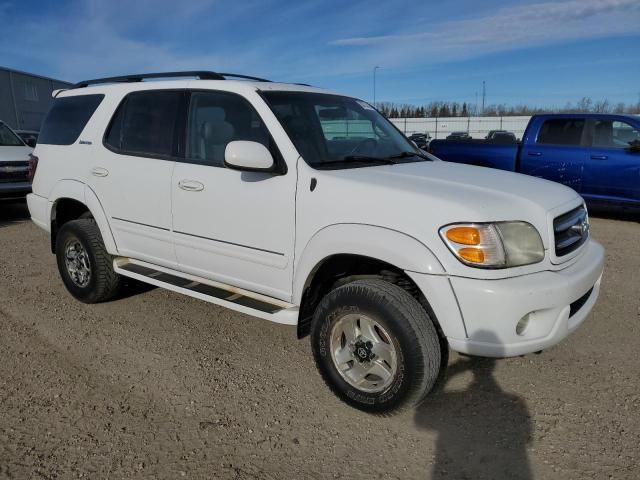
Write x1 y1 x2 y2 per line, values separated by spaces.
553 206 589 257
569 287 593 317
0 161 30 184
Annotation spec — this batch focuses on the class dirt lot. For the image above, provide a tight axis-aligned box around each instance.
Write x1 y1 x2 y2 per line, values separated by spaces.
0 201 638 480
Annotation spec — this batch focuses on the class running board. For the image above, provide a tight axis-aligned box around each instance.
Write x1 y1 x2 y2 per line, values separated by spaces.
113 258 298 325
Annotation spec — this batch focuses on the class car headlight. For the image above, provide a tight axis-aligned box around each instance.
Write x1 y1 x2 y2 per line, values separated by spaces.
439 222 544 268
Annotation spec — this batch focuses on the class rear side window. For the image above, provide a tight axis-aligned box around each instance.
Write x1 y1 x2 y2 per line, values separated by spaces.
104 90 182 158
39 94 104 145
537 119 585 146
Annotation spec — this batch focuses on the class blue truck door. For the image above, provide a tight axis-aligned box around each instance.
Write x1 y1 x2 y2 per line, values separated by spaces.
582 118 640 205
520 117 587 193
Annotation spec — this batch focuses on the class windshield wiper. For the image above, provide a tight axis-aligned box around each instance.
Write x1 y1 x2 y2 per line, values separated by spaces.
317 155 397 168
387 151 432 161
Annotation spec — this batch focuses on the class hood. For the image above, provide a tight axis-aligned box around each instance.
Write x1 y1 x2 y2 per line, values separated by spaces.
323 160 579 218
304 160 583 265
0 145 33 162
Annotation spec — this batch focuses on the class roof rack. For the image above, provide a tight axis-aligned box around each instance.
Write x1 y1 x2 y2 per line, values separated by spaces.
71 71 272 89
219 73 272 82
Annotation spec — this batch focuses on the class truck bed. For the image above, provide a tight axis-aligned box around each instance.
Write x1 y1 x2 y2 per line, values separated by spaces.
429 139 519 171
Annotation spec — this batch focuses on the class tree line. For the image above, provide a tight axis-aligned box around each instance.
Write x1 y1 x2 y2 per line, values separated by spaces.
376 97 640 118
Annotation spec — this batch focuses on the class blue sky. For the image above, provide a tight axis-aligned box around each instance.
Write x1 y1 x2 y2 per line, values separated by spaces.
1 0 639 108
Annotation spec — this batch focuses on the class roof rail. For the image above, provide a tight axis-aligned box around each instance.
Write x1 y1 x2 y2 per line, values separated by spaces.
71 71 272 88
219 73 272 82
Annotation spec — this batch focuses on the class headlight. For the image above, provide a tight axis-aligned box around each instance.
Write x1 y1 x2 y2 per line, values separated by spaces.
439 222 544 268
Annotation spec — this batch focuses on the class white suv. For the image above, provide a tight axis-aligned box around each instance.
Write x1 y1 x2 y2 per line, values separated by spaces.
28 71 604 413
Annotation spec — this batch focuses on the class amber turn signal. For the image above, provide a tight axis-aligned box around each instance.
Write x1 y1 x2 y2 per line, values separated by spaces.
458 247 485 263
445 227 480 245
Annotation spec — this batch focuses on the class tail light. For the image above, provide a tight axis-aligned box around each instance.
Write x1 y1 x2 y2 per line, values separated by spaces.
27 153 39 181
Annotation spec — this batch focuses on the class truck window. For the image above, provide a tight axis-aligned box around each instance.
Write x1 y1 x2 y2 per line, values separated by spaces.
185 91 273 168
104 91 182 158
593 120 640 149
537 119 585 146
0 123 24 147
39 94 104 145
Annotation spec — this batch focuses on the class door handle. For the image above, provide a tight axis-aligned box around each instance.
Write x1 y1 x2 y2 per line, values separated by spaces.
91 167 109 177
178 180 204 192
590 155 608 160
527 152 542 157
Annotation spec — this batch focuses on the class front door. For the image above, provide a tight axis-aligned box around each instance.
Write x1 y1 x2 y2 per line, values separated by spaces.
171 90 296 300
520 117 587 192
582 118 640 204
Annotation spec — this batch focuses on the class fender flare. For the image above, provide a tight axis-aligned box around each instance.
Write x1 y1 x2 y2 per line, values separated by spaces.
47 180 118 255
292 223 445 305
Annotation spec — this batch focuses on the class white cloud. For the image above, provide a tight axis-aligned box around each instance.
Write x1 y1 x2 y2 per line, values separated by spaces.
329 0 640 68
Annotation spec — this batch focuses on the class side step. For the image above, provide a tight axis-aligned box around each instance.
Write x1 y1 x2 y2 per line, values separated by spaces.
113 258 298 325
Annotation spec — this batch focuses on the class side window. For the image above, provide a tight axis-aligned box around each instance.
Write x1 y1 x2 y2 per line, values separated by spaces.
186 91 272 167
104 90 182 157
593 120 640 149
537 119 585 146
0 123 24 147
39 94 104 145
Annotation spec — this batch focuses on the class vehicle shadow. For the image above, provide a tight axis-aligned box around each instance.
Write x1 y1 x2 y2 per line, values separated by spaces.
586 204 640 224
0 201 30 228
115 277 157 300
415 332 532 480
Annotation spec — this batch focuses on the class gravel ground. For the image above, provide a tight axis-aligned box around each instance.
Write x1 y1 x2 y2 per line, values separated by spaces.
0 201 638 479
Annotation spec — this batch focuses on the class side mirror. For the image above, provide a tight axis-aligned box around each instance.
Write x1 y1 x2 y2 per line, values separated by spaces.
626 140 640 153
224 141 275 172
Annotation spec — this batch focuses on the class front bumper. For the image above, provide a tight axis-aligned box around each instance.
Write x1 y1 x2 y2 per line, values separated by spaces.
448 240 604 357
0 181 31 200
409 240 604 358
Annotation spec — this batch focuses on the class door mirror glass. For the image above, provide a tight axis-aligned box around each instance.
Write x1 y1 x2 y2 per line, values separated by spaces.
224 140 275 171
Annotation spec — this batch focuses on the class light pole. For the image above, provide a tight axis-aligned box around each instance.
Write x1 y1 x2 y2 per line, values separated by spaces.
373 66 380 107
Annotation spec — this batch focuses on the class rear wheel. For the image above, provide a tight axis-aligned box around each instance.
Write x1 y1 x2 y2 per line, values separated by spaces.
55 219 121 303
311 279 442 414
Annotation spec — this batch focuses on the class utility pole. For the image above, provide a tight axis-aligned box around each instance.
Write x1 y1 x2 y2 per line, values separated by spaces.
482 81 486 115
373 66 380 107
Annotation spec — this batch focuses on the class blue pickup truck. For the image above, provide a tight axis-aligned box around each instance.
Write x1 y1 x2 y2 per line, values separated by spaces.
429 114 640 208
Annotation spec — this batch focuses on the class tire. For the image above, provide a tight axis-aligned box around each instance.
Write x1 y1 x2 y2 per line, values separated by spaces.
311 279 442 414
55 219 121 303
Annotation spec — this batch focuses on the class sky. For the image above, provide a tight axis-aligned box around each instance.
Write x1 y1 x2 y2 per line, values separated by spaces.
1 0 639 108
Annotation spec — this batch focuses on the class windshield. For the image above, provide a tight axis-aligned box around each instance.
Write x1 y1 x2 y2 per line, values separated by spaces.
262 91 426 169
0 123 25 147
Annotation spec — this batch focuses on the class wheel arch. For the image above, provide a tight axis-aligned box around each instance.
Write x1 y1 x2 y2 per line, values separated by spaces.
48 181 117 255
293 224 447 340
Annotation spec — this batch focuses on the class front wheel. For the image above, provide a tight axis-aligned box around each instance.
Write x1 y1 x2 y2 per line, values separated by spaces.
311 279 442 414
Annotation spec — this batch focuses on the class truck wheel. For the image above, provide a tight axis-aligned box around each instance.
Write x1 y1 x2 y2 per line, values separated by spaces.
55 219 121 303
311 279 442 414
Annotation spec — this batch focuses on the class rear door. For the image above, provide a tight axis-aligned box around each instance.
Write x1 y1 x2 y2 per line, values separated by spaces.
89 89 185 268
582 118 640 204
520 117 588 192
171 90 296 300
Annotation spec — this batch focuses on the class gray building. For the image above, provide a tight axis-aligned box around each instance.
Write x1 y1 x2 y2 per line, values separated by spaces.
0 66 72 131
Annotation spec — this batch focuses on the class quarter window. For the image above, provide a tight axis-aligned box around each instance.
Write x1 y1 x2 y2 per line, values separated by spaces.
39 94 104 145
537 119 585 146
592 120 640 149
186 91 272 168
